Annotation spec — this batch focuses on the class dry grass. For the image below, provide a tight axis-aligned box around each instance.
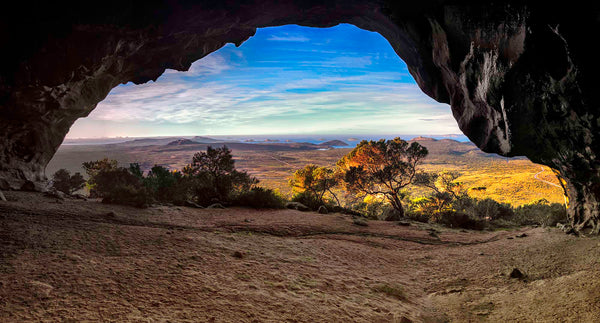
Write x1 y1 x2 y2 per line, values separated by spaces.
1 191 599 322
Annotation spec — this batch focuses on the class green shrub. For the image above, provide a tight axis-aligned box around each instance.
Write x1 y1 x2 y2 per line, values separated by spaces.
83 162 151 208
435 211 485 230
468 198 514 220
143 165 190 204
511 201 567 226
351 201 390 220
232 187 285 209
291 191 332 211
51 168 86 194
404 210 429 223
82 158 119 197
184 146 257 205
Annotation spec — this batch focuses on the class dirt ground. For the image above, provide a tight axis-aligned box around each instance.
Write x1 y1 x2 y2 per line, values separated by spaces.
1 192 599 322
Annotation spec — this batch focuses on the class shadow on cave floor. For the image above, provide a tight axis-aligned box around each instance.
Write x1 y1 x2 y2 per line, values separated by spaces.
1 191 599 322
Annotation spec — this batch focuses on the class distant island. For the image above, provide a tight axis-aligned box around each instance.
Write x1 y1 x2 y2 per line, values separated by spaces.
167 139 198 146
319 140 348 147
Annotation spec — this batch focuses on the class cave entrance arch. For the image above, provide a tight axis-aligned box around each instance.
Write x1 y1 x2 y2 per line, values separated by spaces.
65 24 460 140
1 1 598 233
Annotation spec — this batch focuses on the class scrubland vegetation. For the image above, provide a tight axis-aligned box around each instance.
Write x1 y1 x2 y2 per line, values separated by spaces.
62 146 284 209
8 138 590 322
51 138 567 230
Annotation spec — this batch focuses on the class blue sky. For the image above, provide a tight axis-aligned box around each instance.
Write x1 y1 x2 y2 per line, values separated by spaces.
66 24 460 138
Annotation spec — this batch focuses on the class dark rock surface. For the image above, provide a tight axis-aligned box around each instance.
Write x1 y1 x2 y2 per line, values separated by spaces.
1 1 599 232
509 268 525 279
285 202 310 212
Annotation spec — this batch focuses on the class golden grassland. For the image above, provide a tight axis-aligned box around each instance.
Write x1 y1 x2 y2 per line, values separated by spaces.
421 160 565 206
47 143 565 207
243 151 565 206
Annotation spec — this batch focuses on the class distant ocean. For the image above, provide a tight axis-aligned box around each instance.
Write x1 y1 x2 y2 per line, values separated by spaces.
62 134 470 147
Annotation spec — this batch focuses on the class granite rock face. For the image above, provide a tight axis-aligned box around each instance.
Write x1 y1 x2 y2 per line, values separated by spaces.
1 1 599 233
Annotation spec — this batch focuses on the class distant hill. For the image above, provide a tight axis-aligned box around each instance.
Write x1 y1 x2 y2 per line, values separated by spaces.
411 136 437 142
114 137 186 147
409 136 507 161
318 140 348 147
107 136 228 147
167 139 198 146
191 136 224 143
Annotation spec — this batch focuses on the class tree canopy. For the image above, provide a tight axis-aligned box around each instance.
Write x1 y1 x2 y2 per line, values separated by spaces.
289 164 339 206
337 137 428 217
183 146 257 204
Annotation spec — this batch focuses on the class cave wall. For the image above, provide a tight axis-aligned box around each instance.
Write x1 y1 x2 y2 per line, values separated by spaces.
1 1 599 232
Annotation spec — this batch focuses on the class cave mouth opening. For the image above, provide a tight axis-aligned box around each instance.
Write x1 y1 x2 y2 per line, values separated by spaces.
64 24 459 140
48 24 566 208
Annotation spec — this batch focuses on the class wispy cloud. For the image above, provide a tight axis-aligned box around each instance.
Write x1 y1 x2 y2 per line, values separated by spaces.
162 53 231 77
68 24 460 138
267 34 310 42
90 73 456 136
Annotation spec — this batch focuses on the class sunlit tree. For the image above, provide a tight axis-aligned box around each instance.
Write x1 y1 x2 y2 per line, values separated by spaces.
413 171 467 213
289 164 340 206
337 138 428 217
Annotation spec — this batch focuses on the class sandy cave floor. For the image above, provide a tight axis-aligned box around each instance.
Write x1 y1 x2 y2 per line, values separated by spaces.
1 191 599 322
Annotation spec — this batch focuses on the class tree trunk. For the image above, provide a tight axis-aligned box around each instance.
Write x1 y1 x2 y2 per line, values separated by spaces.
563 177 600 235
386 195 405 221
551 162 600 236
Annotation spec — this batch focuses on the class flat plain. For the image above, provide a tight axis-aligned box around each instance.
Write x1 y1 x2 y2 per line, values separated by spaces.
47 137 565 206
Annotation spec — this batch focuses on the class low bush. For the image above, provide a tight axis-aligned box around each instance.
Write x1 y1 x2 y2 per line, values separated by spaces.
184 146 258 206
468 198 514 220
351 201 389 220
291 191 334 211
232 187 285 209
434 211 485 230
85 164 151 208
404 209 430 223
511 201 567 226
51 168 85 194
143 165 190 204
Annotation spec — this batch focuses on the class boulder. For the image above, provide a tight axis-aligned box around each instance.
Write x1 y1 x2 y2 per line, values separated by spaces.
72 193 88 200
27 281 53 299
44 189 65 200
184 200 204 208
285 202 310 212
207 203 225 209
20 180 37 192
352 217 368 226
509 268 525 279
317 205 328 214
